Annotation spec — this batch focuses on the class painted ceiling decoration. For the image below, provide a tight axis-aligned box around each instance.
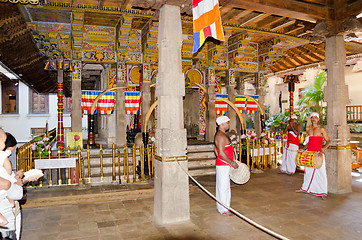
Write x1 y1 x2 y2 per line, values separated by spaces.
0 0 361 93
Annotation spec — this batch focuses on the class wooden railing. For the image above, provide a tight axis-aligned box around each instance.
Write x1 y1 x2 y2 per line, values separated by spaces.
347 105 362 122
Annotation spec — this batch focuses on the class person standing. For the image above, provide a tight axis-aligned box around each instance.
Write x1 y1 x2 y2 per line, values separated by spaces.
280 115 302 175
297 112 330 200
214 116 238 215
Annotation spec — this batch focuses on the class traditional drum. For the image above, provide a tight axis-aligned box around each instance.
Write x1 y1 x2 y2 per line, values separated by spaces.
230 161 250 184
296 150 323 169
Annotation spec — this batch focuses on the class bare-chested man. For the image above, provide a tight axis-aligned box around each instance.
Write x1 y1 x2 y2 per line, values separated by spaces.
280 114 302 175
214 116 238 215
297 112 330 200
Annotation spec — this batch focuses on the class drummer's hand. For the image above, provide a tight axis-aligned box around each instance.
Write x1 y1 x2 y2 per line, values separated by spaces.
231 161 238 169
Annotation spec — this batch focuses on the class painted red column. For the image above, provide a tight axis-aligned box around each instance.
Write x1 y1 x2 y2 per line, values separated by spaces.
57 69 64 153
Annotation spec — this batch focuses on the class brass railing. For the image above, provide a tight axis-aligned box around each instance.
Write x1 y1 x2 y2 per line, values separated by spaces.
17 142 156 187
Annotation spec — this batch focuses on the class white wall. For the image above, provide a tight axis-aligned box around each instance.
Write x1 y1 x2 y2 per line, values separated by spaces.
0 81 87 143
345 66 362 106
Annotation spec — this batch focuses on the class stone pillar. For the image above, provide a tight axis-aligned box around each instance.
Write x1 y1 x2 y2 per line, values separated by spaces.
71 60 82 132
116 63 127 146
324 35 352 194
205 68 216 142
154 4 189 224
227 70 236 132
142 63 152 130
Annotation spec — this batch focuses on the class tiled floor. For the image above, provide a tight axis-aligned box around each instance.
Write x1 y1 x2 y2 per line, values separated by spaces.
20 169 362 240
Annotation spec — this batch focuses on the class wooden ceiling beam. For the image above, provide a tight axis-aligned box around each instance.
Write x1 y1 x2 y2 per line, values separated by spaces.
284 23 305 35
219 0 327 22
278 61 289 70
346 0 362 17
257 16 284 29
282 57 298 68
298 45 324 61
222 8 241 22
239 12 269 27
98 0 105 9
293 47 316 62
122 0 133 10
270 19 296 31
229 9 253 22
286 50 304 65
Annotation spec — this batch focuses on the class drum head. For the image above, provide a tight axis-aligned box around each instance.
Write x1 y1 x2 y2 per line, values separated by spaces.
230 161 250 184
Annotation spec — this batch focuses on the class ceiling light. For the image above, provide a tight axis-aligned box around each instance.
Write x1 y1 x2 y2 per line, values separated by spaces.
357 12 362 19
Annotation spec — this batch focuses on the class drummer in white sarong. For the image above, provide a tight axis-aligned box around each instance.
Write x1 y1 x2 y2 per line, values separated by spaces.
280 115 301 175
297 112 330 200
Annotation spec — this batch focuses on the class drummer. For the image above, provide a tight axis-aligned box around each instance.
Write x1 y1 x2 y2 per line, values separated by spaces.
297 112 330 200
214 116 238 216
280 114 301 175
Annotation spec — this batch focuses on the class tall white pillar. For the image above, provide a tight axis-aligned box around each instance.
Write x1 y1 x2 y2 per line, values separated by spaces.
153 4 190 224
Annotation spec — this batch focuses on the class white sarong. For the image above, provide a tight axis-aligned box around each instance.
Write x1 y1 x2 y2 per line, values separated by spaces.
216 165 231 214
300 154 327 196
280 143 299 174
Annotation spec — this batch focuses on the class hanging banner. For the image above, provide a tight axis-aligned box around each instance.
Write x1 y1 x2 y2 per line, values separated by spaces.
235 95 259 114
192 0 225 53
81 90 115 114
215 94 228 115
199 89 206 135
235 95 246 113
125 91 141 114
246 95 259 114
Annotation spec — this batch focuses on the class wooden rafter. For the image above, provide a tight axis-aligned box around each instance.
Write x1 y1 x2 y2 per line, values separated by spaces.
270 19 296 31
98 0 105 9
293 47 317 62
239 13 271 27
121 0 133 10
284 23 305 34
219 0 328 22
222 8 241 22
229 9 253 22
257 16 284 29
282 57 297 68
298 45 323 61
286 50 305 65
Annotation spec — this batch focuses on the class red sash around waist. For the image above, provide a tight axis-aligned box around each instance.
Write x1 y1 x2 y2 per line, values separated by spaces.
215 144 234 166
307 136 323 152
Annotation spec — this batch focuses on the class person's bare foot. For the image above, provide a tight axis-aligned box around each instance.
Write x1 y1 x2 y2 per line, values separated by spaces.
295 189 303 193
321 195 327 200
222 211 233 216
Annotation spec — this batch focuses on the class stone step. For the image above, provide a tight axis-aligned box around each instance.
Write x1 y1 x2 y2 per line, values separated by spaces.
187 151 215 159
187 144 214 152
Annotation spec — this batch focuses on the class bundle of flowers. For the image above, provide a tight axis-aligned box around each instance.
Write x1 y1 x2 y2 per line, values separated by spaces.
31 136 51 158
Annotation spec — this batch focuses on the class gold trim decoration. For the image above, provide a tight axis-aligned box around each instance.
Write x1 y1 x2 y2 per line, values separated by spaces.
328 145 351 150
155 155 188 162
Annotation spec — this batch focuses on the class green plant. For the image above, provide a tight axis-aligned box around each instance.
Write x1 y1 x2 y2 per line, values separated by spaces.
297 70 327 125
265 112 289 132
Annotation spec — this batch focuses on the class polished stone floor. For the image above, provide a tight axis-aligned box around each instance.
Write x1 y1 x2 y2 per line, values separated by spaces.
20 168 362 240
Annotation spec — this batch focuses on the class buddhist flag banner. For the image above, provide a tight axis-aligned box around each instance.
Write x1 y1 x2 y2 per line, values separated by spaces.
215 94 228 115
235 95 247 113
235 95 259 114
246 95 259 114
81 91 115 115
192 0 225 53
125 91 141 115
